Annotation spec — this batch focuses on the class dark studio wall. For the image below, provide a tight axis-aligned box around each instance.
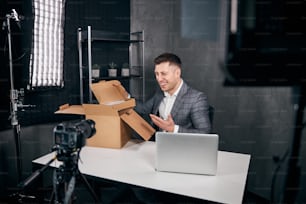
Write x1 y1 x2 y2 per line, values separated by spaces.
0 0 130 198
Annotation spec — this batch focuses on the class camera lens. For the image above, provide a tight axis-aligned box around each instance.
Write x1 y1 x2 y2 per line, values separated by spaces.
76 119 96 139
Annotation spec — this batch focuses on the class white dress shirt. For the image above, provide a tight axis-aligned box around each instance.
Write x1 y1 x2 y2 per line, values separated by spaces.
158 80 183 132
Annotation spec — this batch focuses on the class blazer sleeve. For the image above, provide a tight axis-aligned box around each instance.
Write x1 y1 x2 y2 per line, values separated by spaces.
177 92 211 134
135 97 154 115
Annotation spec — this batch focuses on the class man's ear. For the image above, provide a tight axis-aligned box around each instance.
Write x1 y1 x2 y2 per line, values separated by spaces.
175 67 181 77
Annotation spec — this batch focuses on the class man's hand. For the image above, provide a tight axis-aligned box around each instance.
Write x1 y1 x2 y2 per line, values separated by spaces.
150 114 175 132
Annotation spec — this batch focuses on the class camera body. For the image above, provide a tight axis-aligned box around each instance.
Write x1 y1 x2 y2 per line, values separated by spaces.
53 119 96 158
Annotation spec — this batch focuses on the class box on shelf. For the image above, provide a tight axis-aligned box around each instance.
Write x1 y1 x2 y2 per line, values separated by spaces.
55 80 155 148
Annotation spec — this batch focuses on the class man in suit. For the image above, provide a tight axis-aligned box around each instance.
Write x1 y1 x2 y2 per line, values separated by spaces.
110 53 212 203
135 52 211 135
127 53 212 203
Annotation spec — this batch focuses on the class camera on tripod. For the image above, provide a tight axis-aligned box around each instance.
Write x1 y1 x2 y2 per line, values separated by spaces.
18 119 99 203
53 119 96 160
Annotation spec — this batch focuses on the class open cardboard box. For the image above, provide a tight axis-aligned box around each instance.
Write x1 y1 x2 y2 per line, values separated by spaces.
55 80 155 148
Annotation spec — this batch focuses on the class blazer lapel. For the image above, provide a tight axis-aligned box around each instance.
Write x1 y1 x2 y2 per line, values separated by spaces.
171 82 188 119
152 90 164 115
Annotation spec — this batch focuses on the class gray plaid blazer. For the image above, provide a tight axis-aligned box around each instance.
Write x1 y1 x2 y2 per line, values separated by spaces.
135 82 211 134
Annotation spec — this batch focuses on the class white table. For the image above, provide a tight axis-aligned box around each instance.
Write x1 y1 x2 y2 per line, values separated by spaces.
32 140 250 204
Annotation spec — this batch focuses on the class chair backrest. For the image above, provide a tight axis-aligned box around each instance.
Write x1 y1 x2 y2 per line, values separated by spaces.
208 105 214 132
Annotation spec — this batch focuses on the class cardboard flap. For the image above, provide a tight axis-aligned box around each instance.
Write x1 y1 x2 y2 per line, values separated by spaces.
91 80 130 104
82 104 118 116
55 104 85 115
111 98 135 111
120 109 155 141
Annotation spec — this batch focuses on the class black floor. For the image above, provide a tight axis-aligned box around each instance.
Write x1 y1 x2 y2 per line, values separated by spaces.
242 191 270 204
1 182 269 204
0 168 269 204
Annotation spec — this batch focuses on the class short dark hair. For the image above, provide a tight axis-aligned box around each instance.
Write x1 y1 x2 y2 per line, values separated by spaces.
154 53 182 68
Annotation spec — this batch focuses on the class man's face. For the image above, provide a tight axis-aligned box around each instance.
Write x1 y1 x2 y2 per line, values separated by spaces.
154 62 181 95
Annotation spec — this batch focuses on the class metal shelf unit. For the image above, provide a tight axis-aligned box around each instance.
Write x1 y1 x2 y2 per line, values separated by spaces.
77 26 145 103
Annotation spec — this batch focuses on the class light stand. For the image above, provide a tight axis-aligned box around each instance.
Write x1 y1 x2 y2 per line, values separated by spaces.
6 9 22 184
4 9 35 184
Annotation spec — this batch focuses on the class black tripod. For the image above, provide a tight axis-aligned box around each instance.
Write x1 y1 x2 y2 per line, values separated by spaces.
19 148 100 204
51 149 100 204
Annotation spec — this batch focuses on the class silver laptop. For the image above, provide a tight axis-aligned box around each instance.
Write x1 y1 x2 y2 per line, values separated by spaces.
155 132 218 175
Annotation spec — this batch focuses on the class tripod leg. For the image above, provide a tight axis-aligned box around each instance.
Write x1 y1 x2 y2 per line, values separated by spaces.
77 169 100 203
52 168 61 203
48 190 55 204
64 176 76 204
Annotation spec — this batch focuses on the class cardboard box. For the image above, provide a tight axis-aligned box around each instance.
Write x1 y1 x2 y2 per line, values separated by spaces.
55 80 155 148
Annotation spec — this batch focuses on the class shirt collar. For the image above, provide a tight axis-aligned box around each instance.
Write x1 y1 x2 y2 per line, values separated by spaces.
164 80 183 97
